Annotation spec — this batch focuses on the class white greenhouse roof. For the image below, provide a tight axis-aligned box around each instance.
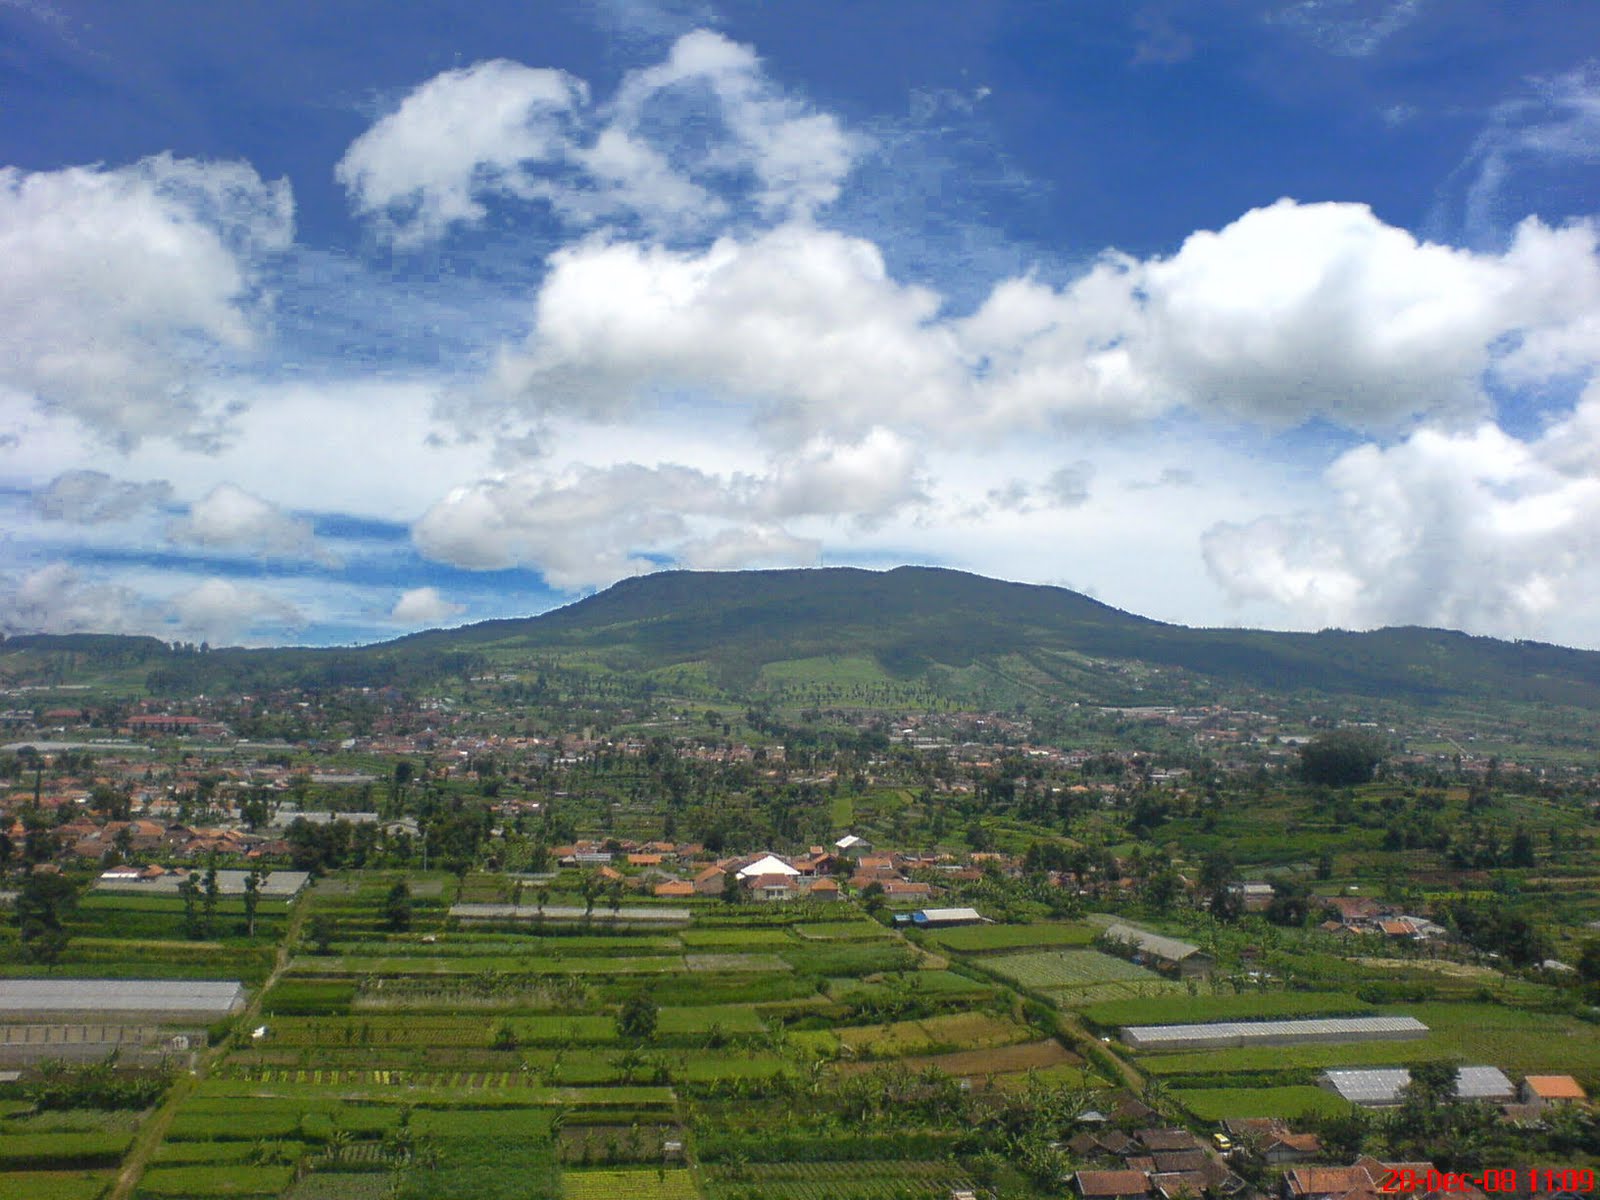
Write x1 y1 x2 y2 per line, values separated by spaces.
1322 1066 1513 1104
0 979 246 1014
1125 1015 1428 1046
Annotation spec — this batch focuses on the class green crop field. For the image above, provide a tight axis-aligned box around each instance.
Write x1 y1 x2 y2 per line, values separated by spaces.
921 922 1096 952
705 1160 973 1199
1081 990 1372 1028
983 948 1163 990
1175 1084 1353 1121
0 1171 118 1200
561 1168 699 1199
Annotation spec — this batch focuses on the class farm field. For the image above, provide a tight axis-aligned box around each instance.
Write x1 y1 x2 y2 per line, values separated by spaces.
1173 1084 1352 1121
919 922 1096 953
16 871 1117 1200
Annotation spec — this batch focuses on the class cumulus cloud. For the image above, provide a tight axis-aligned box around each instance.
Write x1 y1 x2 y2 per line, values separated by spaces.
982 461 1093 514
677 526 820 571
0 154 292 446
0 563 157 635
390 586 467 626
335 59 587 247
761 429 926 522
32 470 172 524
412 432 924 589
486 201 1600 445
170 578 303 645
491 223 959 436
336 30 856 245
1202 384 1600 640
167 484 331 562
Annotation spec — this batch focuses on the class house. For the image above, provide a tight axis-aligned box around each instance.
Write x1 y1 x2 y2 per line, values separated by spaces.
1103 924 1213 978
736 853 800 880
1263 1131 1322 1165
1075 1170 1150 1200
1521 1075 1587 1109
1283 1157 1436 1200
692 866 728 896
808 877 842 901
1136 1129 1202 1154
746 873 801 902
653 880 694 898
834 834 872 857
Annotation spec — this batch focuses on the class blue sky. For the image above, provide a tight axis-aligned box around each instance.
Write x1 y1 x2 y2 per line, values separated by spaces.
3 0 1600 648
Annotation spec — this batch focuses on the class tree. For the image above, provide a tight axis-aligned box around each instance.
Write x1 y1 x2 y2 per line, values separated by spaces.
307 912 335 955
616 992 658 1041
202 859 220 938
17 871 76 964
383 880 412 932
179 876 203 940
242 867 264 937
720 870 742 904
1299 729 1386 787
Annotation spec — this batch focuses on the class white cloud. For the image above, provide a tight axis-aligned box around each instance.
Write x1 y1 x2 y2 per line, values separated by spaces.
412 431 924 590
761 428 926 522
32 470 172 524
170 578 303 646
335 59 587 247
1270 0 1428 57
610 29 858 221
1451 63 1600 242
168 483 331 562
491 201 1600 443
337 30 858 245
1202 384 1600 641
677 526 820 571
0 563 157 636
0 154 292 447
491 223 958 436
390 586 467 626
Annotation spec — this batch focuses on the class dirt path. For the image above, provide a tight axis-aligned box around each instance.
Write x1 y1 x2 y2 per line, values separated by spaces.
108 883 316 1200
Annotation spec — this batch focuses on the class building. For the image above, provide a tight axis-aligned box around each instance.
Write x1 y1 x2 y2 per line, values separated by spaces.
1319 1066 1514 1108
834 834 872 857
1521 1075 1587 1109
1123 1016 1428 1052
909 907 984 928
0 979 246 1023
1102 923 1213 978
1075 1170 1151 1200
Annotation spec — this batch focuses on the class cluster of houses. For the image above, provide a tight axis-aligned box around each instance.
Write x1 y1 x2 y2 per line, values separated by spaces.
1316 895 1448 942
1070 1125 1247 1200
33 816 291 863
547 833 953 903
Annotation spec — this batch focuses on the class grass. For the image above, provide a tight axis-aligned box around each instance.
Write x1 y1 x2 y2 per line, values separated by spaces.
1081 990 1372 1029
1174 1085 1354 1121
0 1172 117 1200
136 1164 296 1197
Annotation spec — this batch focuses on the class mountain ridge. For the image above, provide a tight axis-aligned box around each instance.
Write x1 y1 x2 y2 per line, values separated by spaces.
6 565 1600 711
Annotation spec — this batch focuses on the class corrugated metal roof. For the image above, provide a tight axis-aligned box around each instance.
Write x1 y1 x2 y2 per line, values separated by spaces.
0 980 245 1013
1103 922 1202 962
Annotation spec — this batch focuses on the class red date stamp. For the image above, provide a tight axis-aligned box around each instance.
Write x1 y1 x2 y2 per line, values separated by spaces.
1381 1168 1596 1194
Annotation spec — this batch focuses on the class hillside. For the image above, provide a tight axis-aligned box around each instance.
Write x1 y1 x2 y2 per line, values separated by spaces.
6 565 1600 710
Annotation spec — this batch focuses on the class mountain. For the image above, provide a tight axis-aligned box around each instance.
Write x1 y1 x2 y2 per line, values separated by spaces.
7 566 1600 713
